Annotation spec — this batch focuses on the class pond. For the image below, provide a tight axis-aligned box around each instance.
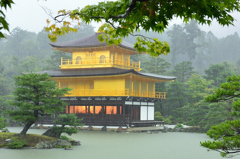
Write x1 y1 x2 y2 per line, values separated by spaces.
1 127 222 159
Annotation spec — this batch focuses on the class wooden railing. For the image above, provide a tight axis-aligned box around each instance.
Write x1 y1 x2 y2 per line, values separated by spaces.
64 89 166 99
60 57 141 71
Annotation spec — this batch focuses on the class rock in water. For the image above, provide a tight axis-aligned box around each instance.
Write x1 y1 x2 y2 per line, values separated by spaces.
70 140 81 146
64 147 73 150
35 142 53 149
52 139 71 148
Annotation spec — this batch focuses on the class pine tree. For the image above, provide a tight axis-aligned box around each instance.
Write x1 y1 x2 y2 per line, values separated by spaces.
7 72 71 136
200 75 240 157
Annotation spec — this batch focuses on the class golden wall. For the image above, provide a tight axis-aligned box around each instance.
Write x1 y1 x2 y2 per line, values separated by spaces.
54 75 158 98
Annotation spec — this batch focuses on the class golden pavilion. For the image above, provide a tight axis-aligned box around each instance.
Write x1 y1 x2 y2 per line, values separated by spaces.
37 32 176 127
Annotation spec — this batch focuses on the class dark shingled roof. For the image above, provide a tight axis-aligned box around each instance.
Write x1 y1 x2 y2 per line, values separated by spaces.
50 33 135 51
35 68 176 81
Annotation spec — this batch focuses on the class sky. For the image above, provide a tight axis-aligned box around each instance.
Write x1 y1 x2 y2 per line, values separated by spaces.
4 0 240 38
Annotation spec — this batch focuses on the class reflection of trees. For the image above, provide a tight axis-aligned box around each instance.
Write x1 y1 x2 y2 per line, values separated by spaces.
98 107 105 114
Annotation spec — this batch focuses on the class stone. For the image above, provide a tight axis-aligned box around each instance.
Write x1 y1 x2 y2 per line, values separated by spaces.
87 126 93 131
147 131 152 134
70 140 81 146
64 147 73 150
101 126 107 131
52 139 71 148
38 125 46 129
162 129 167 133
116 126 124 132
35 142 53 149
168 128 173 132
5 139 11 143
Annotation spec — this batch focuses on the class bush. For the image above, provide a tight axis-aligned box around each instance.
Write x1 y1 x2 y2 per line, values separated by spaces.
164 116 172 124
43 114 83 138
7 140 28 149
174 124 184 129
154 112 164 121
0 116 8 130
60 135 71 141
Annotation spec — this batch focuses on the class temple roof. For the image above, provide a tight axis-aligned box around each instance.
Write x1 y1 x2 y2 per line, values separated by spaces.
50 33 136 51
35 68 176 81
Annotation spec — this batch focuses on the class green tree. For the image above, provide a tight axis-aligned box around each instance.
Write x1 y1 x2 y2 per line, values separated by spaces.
187 74 214 98
0 116 7 130
43 51 71 70
170 61 195 83
43 114 83 138
161 80 191 121
166 24 186 66
200 75 240 157
7 73 71 136
184 20 202 60
0 0 14 38
154 111 164 121
185 101 233 130
184 101 209 128
0 95 14 116
141 56 171 74
46 0 240 56
174 74 213 124
204 62 238 87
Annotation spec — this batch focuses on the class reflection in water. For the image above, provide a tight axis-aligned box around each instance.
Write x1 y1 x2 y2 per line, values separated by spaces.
2 127 223 159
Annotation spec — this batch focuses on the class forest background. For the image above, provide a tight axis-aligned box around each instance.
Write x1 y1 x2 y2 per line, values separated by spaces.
1 20 240 130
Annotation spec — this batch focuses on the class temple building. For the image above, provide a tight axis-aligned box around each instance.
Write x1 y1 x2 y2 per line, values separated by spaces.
37 32 176 127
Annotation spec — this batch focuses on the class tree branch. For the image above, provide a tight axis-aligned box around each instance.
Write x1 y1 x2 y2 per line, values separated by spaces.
53 0 145 22
106 19 154 41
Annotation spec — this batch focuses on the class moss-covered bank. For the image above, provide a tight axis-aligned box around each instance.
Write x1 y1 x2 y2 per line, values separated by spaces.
0 132 56 148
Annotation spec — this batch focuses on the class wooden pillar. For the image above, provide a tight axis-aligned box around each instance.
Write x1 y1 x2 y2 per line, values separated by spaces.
139 82 141 97
88 106 90 114
147 83 148 97
117 105 120 115
123 104 125 122
131 81 133 96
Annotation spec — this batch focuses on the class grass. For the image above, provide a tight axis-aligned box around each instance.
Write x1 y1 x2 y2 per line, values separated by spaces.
0 132 56 148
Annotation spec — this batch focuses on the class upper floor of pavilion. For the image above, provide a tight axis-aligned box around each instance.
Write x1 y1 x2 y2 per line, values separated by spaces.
50 33 141 71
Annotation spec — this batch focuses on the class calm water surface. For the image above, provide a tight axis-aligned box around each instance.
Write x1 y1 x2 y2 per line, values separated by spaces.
1 127 222 159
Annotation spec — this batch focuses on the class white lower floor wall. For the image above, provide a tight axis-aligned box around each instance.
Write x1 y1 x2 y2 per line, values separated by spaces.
148 107 154 120
140 106 154 120
140 106 147 120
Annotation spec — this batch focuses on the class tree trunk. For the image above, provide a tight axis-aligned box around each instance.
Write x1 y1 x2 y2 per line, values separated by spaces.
42 127 62 138
20 122 34 136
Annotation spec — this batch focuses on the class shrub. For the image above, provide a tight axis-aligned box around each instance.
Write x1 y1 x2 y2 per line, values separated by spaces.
154 111 164 121
60 135 70 141
174 124 183 129
0 116 8 130
43 114 83 138
7 140 28 149
174 124 184 129
164 116 172 124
